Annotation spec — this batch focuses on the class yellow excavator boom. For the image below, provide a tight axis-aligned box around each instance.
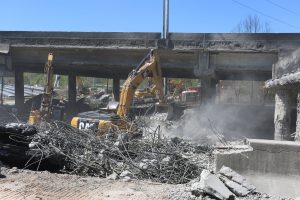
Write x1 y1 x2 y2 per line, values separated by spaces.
28 53 54 125
117 50 164 117
71 49 164 133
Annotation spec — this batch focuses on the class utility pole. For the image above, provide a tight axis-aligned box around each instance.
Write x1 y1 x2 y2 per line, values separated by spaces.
162 0 169 39
162 0 170 94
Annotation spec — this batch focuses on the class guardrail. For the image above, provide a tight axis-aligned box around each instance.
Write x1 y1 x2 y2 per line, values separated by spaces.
0 84 44 97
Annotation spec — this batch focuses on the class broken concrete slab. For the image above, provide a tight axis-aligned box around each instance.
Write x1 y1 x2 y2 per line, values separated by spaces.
219 166 256 193
219 176 251 197
191 169 235 200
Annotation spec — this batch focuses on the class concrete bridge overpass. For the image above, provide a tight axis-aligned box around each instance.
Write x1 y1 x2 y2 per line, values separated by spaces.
1 31 300 110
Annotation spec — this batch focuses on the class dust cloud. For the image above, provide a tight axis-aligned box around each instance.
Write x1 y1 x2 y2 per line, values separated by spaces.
154 103 274 144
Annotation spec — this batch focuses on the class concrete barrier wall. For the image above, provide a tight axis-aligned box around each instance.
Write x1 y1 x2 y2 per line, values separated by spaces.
215 139 300 175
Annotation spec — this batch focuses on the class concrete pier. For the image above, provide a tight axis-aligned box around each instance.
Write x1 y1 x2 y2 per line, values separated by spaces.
113 78 120 101
274 88 291 140
14 69 24 111
201 78 217 104
68 74 77 115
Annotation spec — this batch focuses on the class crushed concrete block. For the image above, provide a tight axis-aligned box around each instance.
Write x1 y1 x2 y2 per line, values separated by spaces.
161 156 171 165
106 172 118 180
120 170 133 178
116 162 124 167
150 159 158 165
122 176 131 182
29 142 38 148
8 167 18 174
191 169 235 200
139 162 148 169
262 194 270 198
219 166 256 192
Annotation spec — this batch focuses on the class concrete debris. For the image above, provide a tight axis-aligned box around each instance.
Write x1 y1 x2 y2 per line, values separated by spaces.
161 156 171 165
99 94 110 102
139 162 148 170
25 120 207 184
4 123 36 136
122 176 132 182
191 169 235 200
218 166 256 194
76 92 112 113
120 170 133 182
0 114 295 199
219 176 250 197
8 167 19 174
120 170 133 178
265 71 300 88
28 141 38 148
106 172 118 180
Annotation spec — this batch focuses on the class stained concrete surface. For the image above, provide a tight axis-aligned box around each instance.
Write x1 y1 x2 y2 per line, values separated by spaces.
244 173 300 198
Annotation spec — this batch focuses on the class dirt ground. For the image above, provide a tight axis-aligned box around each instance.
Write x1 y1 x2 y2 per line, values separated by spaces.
0 168 189 200
0 168 292 200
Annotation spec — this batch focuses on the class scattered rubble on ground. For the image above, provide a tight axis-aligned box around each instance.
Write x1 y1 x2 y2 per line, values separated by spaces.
0 111 294 199
188 166 260 199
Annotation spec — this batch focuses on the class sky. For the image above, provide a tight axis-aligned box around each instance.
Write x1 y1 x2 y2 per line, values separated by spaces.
0 0 299 33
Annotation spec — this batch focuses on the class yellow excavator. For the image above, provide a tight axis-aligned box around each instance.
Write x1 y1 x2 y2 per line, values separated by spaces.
28 53 65 125
71 49 164 133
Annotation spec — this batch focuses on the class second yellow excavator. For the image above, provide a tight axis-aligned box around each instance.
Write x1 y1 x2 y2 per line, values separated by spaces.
28 53 65 125
71 49 164 134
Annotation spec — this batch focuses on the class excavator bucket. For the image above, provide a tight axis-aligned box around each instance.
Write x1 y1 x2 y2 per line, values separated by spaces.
166 103 186 121
155 102 185 121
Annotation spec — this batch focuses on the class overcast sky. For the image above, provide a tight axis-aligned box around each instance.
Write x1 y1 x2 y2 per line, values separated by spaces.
0 0 299 32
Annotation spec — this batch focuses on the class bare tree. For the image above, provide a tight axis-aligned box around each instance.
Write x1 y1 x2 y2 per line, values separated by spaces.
233 14 271 33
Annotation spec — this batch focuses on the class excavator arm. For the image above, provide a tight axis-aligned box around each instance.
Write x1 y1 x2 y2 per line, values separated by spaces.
71 49 164 133
117 50 164 117
29 53 65 124
40 53 54 120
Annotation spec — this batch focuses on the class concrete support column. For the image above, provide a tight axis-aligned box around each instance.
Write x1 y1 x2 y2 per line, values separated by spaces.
274 88 291 140
295 85 300 141
113 78 120 101
15 68 24 111
201 78 217 104
1 76 4 105
164 77 168 95
68 74 77 115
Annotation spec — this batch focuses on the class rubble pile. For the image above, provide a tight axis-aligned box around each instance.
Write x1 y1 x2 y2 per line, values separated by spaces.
0 118 294 199
26 121 212 184
0 122 37 168
76 91 111 113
